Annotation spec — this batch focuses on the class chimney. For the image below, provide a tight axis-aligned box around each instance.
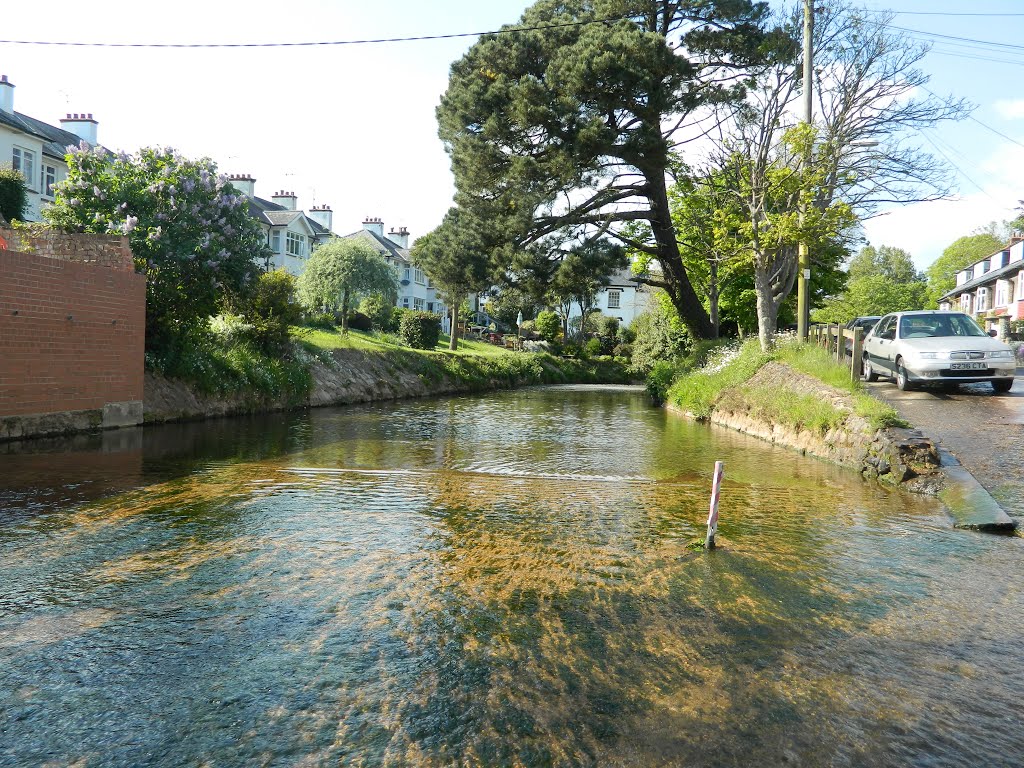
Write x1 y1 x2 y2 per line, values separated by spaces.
362 216 384 237
60 112 99 146
387 225 410 249
308 204 333 233
227 173 256 197
0 75 13 114
272 190 297 211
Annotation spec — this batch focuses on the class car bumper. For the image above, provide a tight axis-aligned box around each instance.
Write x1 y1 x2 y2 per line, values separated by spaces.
903 360 1016 383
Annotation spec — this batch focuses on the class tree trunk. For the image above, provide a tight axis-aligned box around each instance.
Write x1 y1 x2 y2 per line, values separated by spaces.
449 296 463 351
709 261 720 336
754 262 779 351
645 171 717 340
340 288 350 334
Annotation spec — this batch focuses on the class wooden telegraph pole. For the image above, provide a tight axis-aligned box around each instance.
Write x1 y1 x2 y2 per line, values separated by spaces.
796 0 814 341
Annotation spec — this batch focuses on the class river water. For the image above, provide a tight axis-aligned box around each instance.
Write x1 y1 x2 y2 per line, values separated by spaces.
1 386 1023 767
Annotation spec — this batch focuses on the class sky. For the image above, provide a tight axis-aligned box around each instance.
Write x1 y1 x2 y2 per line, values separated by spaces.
2 0 1022 272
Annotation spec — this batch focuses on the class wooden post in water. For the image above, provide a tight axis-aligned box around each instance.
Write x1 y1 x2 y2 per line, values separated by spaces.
706 461 724 549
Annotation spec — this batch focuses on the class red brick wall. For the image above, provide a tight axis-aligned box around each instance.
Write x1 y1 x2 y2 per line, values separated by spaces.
0 232 145 419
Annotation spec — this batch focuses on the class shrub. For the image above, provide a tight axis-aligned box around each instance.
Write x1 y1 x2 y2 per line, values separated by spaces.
303 312 336 330
359 294 396 330
593 314 620 354
243 269 302 353
0 166 28 223
518 319 536 338
584 337 603 357
346 311 373 332
399 311 441 349
646 360 677 405
535 310 561 342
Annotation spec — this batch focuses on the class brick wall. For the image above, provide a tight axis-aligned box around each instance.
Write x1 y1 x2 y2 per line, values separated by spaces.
0 228 145 426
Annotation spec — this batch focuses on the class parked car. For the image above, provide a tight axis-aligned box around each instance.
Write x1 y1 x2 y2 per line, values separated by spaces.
862 310 1016 392
844 316 881 357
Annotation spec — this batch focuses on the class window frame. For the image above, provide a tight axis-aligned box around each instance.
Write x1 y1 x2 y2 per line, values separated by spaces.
12 146 37 192
607 289 622 309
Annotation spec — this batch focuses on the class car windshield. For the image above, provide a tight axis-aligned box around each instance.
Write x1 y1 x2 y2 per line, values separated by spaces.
898 314 988 339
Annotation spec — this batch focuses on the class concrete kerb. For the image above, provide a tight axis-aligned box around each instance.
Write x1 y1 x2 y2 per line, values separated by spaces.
935 447 1017 534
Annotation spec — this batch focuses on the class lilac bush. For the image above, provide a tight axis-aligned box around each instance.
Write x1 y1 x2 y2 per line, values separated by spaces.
46 144 267 352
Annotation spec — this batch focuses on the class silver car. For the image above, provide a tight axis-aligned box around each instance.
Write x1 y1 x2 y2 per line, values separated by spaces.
862 311 1016 392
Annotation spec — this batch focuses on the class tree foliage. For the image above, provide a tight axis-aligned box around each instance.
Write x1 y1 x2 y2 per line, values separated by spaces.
296 239 397 332
680 0 967 347
0 166 28 223
45 145 265 352
815 245 927 322
547 239 628 338
925 232 1005 308
411 207 496 349
437 0 789 340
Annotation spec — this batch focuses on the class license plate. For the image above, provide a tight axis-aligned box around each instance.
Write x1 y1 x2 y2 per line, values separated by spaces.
950 362 986 370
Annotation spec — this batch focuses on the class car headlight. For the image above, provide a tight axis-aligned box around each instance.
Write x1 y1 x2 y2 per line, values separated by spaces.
988 350 1014 359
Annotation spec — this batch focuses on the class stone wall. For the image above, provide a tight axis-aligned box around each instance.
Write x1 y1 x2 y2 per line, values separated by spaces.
0 228 146 440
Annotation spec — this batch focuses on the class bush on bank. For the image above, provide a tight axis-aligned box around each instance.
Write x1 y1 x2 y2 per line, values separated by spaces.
658 338 906 433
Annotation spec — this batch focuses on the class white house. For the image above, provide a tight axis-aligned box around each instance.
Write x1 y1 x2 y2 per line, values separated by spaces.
226 174 335 276
0 74 101 222
564 267 652 329
938 234 1024 329
340 218 447 320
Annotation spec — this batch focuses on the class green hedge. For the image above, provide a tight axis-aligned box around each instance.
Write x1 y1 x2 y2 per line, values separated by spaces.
399 311 441 349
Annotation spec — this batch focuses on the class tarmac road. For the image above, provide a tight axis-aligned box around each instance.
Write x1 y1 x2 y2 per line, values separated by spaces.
865 371 1024 521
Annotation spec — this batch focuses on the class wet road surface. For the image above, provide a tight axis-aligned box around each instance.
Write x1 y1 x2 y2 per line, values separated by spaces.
865 370 1024 521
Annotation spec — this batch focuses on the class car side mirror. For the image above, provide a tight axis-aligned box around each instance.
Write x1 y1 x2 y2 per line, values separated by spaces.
989 329 998 337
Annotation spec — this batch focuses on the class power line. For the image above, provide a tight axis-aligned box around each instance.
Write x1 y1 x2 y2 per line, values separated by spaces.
0 15 630 48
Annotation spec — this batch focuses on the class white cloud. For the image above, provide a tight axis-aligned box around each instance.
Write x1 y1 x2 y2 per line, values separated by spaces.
994 100 1024 120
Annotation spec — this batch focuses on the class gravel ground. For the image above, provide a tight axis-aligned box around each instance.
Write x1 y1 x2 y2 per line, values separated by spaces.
865 370 1024 521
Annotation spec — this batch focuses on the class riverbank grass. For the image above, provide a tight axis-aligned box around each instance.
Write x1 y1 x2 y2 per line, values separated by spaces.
666 339 906 433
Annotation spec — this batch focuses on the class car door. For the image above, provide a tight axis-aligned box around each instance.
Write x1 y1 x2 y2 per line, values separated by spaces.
866 315 897 374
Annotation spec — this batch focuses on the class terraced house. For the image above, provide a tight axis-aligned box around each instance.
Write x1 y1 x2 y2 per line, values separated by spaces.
226 174 336 276
0 75 102 222
938 234 1024 331
341 218 447 323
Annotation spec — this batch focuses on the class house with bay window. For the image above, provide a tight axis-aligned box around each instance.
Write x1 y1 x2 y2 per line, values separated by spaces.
938 234 1024 330
340 218 447 321
226 175 335 276
0 75 102 222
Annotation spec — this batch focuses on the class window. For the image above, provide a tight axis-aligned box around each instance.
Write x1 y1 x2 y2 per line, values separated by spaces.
427 302 434 312
607 289 621 309
976 287 989 311
43 165 57 197
996 280 1009 307
414 268 426 285
414 298 425 310
286 231 306 257
403 267 411 282
271 231 281 252
402 297 410 308
961 294 972 313
12 147 36 191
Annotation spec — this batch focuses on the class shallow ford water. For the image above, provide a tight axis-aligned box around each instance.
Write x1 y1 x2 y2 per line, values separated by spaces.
2 386 1023 767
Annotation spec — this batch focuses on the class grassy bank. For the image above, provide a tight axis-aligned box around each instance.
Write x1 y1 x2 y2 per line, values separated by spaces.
661 339 906 434
147 325 633 403
300 327 633 390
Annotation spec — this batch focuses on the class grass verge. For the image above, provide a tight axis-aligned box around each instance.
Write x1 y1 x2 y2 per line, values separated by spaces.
664 338 906 432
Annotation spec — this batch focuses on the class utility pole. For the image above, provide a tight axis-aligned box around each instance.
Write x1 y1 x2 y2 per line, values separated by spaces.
796 0 814 341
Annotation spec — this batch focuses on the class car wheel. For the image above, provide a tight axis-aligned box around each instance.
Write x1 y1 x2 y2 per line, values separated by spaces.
862 357 879 382
895 358 914 391
992 378 1013 394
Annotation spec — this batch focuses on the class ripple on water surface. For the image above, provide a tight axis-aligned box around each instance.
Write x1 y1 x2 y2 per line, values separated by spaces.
1 386 1023 767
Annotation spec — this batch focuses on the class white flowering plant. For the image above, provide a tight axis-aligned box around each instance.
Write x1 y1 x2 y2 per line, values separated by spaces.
46 144 268 353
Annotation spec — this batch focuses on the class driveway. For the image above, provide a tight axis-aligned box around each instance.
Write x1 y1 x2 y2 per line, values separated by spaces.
865 371 1024 521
